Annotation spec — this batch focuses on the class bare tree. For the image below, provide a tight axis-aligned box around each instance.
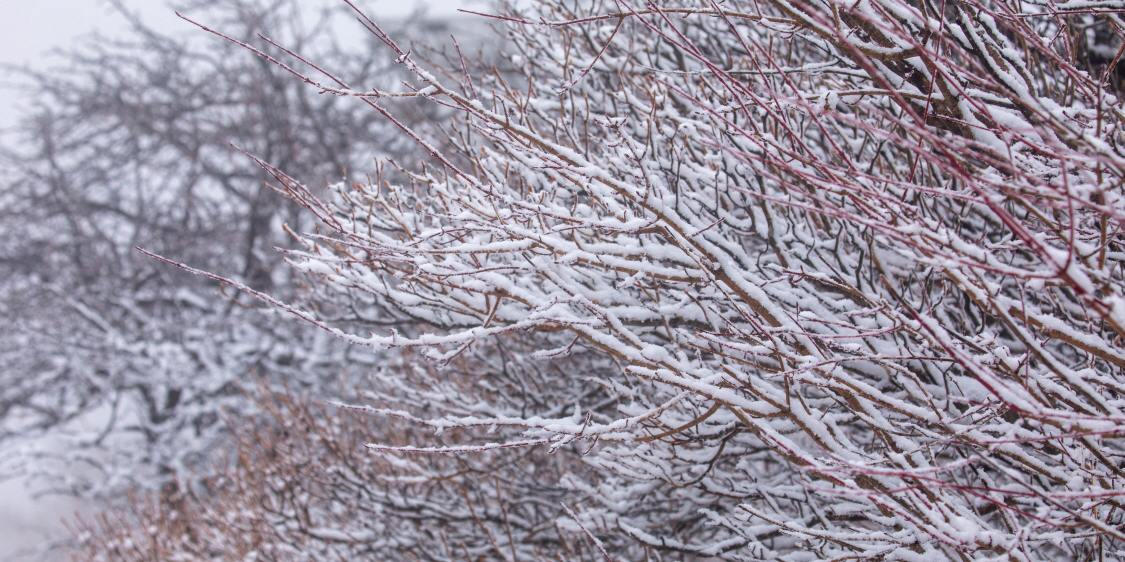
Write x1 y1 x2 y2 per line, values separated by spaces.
0 0 437 498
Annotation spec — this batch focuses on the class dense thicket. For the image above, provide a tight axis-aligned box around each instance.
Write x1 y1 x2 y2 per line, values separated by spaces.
76 0 1125 560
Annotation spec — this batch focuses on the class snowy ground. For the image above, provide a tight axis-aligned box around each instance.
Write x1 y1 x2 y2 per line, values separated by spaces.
0 479 89 562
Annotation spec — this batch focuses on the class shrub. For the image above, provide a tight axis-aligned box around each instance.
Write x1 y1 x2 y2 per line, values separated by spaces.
87 0 1125 559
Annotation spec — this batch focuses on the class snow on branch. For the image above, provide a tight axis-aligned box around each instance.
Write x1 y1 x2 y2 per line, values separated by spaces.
146 0 1125 559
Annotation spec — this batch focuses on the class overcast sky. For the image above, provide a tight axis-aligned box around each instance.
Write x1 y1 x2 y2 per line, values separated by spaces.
0 0 472 135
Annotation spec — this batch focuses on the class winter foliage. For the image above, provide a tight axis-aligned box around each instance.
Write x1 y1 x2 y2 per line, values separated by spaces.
72 0 1125 559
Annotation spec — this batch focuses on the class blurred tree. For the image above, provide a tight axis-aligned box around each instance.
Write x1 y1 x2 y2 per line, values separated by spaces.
0 0 433 498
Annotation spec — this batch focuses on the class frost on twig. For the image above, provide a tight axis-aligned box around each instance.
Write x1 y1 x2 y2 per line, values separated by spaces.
119 0 1125 559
